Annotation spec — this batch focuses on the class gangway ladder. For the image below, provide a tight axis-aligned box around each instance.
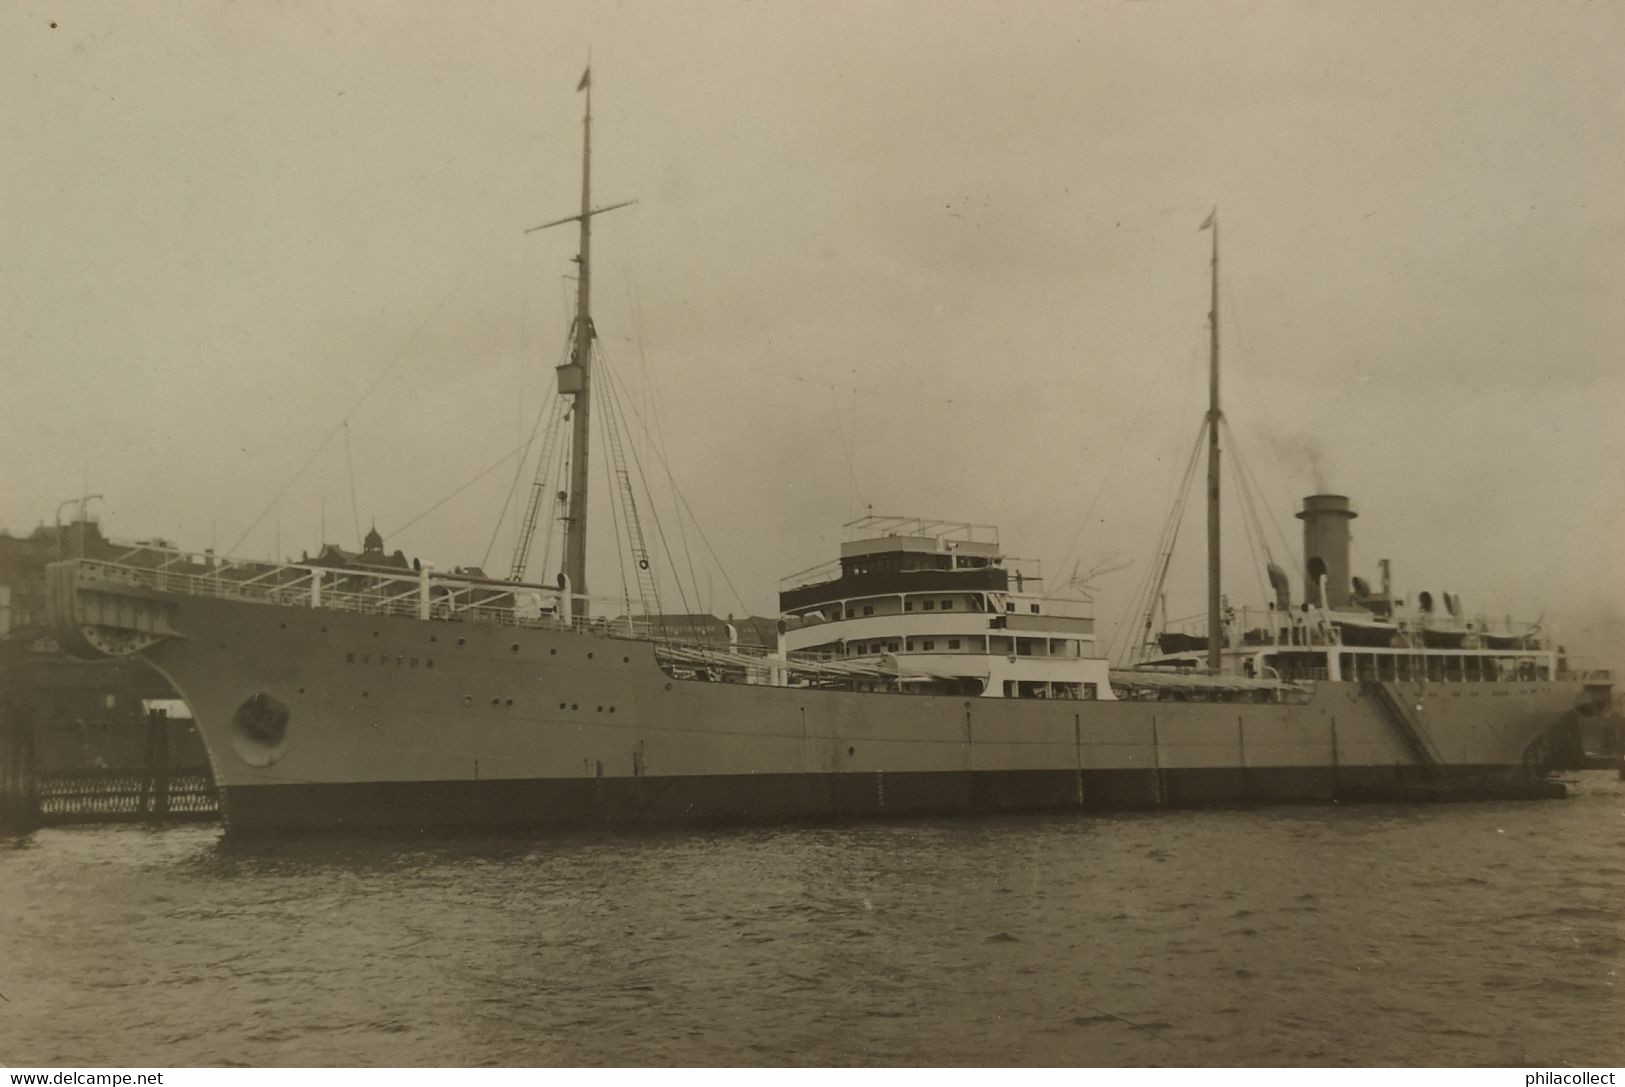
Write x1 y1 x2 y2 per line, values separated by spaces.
1363 681 1443 772
601 384 661 619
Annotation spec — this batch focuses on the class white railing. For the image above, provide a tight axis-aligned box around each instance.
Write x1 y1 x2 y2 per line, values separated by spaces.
1155 604 1551 653
65 548 653 640
840 515 1000 545
779 558 844 591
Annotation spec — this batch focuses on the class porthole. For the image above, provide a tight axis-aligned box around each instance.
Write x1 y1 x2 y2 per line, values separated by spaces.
596 705 603 713
848 746 856 756
511 643 520 653
559 702 567 710
587 652 594 660
372 630 380 638
549 648 557 656
490 698 500 707
608 706 616 714
457 637 466 647
361 691 370 699
504 698 514 707
622 656 630 664
571 703 578 711
429 635 437 643
297 687 306 695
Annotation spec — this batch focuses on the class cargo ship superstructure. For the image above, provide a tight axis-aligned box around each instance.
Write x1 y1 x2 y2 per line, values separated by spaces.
43 79 1610 830
776 517 1114 701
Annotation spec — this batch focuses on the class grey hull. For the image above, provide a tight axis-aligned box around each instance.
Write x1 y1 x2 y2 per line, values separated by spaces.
108 592 1582 831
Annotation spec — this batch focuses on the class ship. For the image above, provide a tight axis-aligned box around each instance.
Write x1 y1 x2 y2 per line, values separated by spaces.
43 79 1612 831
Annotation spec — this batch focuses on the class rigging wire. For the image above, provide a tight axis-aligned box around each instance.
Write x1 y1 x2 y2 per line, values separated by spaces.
596 318 735 620
603 376 652 618
1045 341 1190 600
1114 419 1206 658
1108 418 1208 665
1107 422 1286 663
1214 258 1298 564
599 348 701 622
1141 425 1208 656
229 233 508 557
489 331 575 571
381 421 557 544
606 451 636 617
595 353 637 619
1210 282 1276 611
1223 416 1297 570
527 396 572 581
509 328 583 579
1229 447 1274 570
623 278 663 443
598 355 754 621
343 422 363 549
1229 451 1272 611
625 275 704 618
594 333 1131 422
832 387 868 517
1216 419 1277 591
539 442 567 585
1138 422 1208 654
481 393 562 571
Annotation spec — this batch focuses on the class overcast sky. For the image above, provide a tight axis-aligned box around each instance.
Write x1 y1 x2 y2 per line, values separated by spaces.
3 1 1622 662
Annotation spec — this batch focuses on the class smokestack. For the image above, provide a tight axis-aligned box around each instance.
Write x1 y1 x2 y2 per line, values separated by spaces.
1297 494 1357 609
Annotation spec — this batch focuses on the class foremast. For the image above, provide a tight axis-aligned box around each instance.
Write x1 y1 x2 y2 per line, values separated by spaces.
1203 209 1222 672
563 70 595 598
527 67 634 605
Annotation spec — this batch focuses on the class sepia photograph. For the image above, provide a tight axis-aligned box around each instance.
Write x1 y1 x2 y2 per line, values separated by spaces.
1 0 1622 1071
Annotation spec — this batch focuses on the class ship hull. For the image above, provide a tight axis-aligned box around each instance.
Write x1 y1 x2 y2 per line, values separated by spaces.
123 594 1577 831
212 764 1555 831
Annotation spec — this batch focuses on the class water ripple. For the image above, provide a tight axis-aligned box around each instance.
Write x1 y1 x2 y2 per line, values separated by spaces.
3 773 1625 1065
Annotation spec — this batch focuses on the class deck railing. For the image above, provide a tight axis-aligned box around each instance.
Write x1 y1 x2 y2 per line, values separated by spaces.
1155 605 1552 653
65 548 653 640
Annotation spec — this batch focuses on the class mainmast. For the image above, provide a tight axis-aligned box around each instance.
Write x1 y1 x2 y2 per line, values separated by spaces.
1203 209 1222 672
524 67 635 605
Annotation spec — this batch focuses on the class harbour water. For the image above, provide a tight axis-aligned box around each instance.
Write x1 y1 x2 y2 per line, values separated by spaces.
3 773 1621 1067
